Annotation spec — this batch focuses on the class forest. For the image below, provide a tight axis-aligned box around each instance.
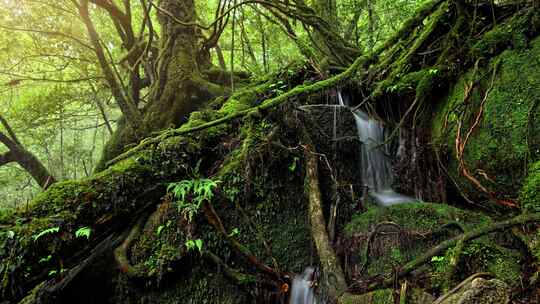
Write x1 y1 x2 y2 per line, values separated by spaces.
0 0 540 303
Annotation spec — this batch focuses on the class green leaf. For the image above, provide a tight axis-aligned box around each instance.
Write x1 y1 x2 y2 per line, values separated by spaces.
195 239 203 253
39 255 52 263
156 225 165 236
228 228 240 237
75 227 92 240
33 227 60 242
6 230 15 239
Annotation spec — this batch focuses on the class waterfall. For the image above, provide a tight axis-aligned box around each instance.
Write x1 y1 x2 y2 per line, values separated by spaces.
289 267 319 304
338 91 414 206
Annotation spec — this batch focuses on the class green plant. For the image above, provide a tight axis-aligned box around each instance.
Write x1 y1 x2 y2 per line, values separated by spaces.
75 227 92 240
32 227 60 242
431 255 447 272
156 225 165 236
39 255 52 264
185 239 203 253
228 228 240 238
168 177 219 222
288 157 299 172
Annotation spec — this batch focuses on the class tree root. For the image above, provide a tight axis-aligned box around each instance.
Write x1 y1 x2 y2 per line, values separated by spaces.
454 60 518 208
302 136 348 299
203 251 257 285
114 215 147 278
433 272 493 304
362 212 540 292
201 201 282 279
358 222 403 275
105 0 446 169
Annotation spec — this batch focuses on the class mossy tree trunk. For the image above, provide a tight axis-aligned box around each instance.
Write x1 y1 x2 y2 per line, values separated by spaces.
96 0 226 170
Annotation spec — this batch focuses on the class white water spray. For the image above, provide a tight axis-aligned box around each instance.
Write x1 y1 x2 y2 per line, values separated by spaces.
289 267 319 304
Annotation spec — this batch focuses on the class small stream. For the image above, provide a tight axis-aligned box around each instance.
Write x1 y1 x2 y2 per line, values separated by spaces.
289 267 320 304
338 92 414 206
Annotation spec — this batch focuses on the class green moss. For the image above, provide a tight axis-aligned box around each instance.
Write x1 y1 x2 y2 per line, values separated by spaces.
343 203 524 291
339 289 393 304
461 240 521 284
520 160 540 213
433 35 540 203
345 202 490 236
471 10 540 58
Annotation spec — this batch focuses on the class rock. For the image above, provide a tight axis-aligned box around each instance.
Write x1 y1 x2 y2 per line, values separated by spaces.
435 276 510 304
338 289 393 304
338 288 434 304
408 288 435 304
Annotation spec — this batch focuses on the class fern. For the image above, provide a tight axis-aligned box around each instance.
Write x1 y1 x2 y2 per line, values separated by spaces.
168 177 219 222
75 227 92 240
32 227 60 242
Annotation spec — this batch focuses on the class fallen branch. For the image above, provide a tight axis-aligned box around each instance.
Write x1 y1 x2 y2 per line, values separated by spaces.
364 212 540 292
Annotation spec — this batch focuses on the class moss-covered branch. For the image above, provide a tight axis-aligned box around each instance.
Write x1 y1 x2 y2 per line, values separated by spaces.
364 212 540 292
105 0 449 170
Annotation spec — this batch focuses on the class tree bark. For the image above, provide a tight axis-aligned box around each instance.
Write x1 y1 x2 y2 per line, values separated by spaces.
0 132 56 189
95 0 226 170
303 139 347 299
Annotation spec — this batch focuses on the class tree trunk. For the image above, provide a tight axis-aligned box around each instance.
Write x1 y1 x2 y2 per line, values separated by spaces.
0 132 56 189
303 139 347 300
95 0 225 170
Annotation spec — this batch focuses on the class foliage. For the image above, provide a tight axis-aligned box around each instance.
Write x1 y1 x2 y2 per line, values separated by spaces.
32 226 60 242
168 178 219 222
185 239 204 254
75 227 92 240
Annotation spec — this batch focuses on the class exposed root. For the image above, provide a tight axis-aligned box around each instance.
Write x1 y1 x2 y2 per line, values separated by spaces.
360 212 540 292
454 61 518 208
114 215 147 278
302 135 347 299
203 251 257 285
201 201 282 279
433 272 493 304
358 222 403 275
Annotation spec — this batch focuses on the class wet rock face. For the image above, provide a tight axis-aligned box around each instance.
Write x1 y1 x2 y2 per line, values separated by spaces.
301 103 363 230
436 277 510 304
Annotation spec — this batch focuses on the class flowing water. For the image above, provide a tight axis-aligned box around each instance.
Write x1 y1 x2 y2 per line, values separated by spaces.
338 92 414 206
289 267 319 304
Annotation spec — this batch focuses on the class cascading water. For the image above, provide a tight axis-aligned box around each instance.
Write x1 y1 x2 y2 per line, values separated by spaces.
338 92 414 206
289 267 320 304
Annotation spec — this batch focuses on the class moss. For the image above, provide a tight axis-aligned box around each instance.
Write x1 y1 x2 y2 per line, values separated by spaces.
343 203 524 291
461 240 521 284
470 10 540 58
519 160 540 213
345 202 490 236
339 289 394 304
432 35 540 203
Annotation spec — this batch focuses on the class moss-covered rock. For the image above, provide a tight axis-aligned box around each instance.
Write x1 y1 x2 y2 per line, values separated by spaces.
343 202 522 293
338 289 394 304
432 35 540 205
519 160 540 213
